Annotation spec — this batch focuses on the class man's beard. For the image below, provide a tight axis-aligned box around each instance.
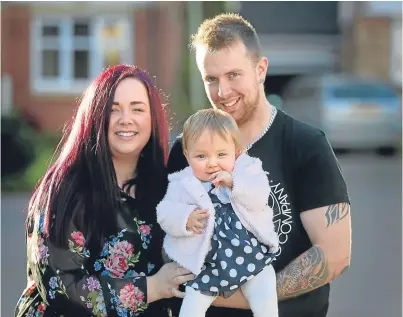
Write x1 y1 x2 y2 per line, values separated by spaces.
236 89 260 127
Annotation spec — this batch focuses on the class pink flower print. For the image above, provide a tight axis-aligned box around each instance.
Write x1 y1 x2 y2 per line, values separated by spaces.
139 225 151 236
104 254 129 278
118 284 145 311
112 241 134 256
37 303 46 311
26 279 36 295
71 231 85 246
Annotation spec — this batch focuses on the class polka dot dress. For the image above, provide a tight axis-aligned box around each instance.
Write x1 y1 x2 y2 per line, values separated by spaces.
186 184 275 298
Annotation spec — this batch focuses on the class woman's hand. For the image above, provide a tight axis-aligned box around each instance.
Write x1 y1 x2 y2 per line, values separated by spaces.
147 262 195 303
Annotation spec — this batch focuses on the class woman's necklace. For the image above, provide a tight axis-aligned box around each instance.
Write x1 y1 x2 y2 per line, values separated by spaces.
244 105 277 153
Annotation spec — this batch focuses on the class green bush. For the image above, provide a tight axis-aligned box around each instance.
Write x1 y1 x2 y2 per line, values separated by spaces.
24 134 60 190
2 116 35 178
2 122 60 193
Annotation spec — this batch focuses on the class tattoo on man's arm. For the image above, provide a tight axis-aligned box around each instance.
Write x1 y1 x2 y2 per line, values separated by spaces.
325 203 350 227
277 245 329 300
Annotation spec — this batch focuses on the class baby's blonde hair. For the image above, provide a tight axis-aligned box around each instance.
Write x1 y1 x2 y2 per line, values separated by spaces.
182 108 241 151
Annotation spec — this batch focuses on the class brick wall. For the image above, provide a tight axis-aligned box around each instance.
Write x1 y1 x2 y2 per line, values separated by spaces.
1 5 79 132
1 3 185 133
341 17 392 82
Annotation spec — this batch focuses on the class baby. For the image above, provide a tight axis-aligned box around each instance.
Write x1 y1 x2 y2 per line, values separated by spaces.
157 108 279 317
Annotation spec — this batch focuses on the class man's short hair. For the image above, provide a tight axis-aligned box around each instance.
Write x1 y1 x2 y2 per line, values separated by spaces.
189 13 262 63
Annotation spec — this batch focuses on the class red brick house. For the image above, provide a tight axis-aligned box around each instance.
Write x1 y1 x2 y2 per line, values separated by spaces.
1 2 185 132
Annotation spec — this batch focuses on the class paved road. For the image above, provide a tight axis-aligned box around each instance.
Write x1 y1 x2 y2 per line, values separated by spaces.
2 152 402 317
327 152 402 317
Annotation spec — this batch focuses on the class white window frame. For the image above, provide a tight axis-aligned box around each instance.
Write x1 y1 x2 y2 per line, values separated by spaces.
30 14 134 95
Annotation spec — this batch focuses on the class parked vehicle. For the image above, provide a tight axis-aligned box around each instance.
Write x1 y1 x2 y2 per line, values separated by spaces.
281 74 402 155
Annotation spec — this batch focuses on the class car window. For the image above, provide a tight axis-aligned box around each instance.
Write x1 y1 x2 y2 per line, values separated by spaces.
328 84 397 99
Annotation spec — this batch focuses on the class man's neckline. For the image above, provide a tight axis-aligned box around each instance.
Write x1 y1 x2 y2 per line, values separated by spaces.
244 105 278 152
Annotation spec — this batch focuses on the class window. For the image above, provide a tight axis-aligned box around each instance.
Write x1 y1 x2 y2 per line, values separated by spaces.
31 15 133 94
329 84 397 99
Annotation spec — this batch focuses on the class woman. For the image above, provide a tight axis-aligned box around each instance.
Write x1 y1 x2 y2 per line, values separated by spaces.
15 65 194 317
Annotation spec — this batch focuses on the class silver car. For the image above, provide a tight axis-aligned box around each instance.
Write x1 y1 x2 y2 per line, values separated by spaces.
281 74 402 155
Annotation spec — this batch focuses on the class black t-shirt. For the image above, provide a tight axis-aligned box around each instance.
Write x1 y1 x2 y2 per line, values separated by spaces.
167 109 350 317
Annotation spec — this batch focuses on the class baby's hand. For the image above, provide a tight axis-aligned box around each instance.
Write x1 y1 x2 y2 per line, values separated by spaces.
186 209 209 234
210 171 233 189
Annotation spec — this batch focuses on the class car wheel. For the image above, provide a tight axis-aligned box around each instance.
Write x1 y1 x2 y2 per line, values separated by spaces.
376 147 397 156
333 148 349 155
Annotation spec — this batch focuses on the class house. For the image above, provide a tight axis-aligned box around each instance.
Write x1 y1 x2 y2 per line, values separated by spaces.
239 1 401 98
339 1 402 91
1 2 185 132
2 2 400 133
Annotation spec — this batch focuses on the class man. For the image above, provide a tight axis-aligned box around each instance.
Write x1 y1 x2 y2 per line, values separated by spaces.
167 13 351 317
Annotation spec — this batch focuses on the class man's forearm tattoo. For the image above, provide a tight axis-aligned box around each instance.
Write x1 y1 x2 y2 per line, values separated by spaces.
277 245 329 300
325 203 350 227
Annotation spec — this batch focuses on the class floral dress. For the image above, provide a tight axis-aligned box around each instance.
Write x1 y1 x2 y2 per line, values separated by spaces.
15 190 171 317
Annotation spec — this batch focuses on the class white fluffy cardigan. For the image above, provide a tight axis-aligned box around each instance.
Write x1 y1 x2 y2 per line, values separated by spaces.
157 154 279 275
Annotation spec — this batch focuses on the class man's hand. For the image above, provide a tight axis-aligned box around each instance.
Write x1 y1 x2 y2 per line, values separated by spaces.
186 209 209 234
210 171 233 189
